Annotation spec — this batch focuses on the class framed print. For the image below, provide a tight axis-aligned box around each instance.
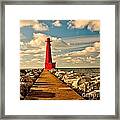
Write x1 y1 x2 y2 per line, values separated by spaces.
0 0 119 119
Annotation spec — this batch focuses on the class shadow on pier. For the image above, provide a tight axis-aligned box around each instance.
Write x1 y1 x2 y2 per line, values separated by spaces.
26 90 55 99
25 70 84 100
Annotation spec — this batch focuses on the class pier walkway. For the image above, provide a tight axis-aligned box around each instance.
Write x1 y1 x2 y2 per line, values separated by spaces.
25 70 83 100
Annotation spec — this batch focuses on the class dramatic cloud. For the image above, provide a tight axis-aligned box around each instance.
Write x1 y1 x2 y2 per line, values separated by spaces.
20 20 49 31
56 46 99 64
62 42 100 63
20 30 100 68
87 20 100 32
68 20 89 29
29 33 47 47
28 33 68 49
68 20 100 32
20 32 69 68
52 20 62 27
32 23 48 31
67 50 87 57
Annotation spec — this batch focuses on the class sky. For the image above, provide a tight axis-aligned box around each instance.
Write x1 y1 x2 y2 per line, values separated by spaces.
20 20 100 69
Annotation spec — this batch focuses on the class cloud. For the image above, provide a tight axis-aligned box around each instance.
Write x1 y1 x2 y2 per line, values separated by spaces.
20 53 25 57
66 57 82 63
20 53 30 57
63 42 100 58
68 20 100 32
20 32 69 51
20 42 29 50
29 33 47 47
61 52 98 65
33 32 47 39
23 49 41 54
94 42 100 48
62 57 72 60
52 20 62 27
67 50 87 57
68 20 89 29
20 20 48 31
33 54 40 57
87 21 100 32
20 41 100 68
28 33 68 49
20 20 37 27
31 58 39 62
20 30 100 68
20 60 44 69
32 22 48 31
20 32 68 69
85 47 96 52
20 41 24 46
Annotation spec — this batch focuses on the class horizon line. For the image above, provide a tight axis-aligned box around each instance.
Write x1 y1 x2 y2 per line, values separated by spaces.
20 67 100 70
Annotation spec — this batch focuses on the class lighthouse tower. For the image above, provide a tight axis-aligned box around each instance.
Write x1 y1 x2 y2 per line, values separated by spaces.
45 38 56 70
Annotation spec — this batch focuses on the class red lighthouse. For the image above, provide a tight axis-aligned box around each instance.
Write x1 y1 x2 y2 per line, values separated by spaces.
45 38 56 70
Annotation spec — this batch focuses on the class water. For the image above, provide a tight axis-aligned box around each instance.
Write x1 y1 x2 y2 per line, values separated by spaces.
56 68 100 74
54 68 100 100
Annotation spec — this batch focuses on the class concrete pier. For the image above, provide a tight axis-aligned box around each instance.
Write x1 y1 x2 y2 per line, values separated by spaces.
25 70 84 100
